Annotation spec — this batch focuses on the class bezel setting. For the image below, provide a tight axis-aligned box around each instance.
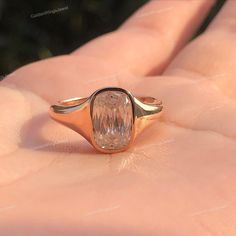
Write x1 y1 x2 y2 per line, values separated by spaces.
89 87 136 153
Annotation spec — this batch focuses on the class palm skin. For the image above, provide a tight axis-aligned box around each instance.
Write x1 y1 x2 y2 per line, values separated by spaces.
1 1 236 235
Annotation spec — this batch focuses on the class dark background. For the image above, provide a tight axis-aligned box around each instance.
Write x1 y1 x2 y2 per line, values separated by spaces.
0 0 226 77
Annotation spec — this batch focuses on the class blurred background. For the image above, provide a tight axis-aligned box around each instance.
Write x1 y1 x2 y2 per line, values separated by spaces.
0 0 225 77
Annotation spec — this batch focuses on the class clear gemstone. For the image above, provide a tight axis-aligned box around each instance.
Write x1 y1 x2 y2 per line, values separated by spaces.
92 90 133 150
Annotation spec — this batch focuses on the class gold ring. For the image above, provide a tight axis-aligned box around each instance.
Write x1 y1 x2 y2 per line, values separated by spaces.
49 87 163 153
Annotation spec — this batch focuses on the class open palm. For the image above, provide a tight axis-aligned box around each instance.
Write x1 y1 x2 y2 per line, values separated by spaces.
1 1 236 235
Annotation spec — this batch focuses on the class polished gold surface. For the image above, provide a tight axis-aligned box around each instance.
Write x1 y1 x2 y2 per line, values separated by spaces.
49 87 163 153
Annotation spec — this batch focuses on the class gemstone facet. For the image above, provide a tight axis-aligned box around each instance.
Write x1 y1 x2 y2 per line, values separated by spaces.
92 90 133 150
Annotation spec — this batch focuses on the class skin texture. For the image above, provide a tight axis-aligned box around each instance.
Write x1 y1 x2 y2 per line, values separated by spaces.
1 0 236 235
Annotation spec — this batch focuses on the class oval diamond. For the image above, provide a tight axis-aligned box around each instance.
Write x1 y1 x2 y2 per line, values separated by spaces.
92 89 133 150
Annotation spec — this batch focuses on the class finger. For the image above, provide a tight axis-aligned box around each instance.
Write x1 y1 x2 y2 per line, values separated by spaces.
2 0 215 103
208 0 236 31
2 55 137 103
73 0 215 76
131 75 236 140
164 1 236 100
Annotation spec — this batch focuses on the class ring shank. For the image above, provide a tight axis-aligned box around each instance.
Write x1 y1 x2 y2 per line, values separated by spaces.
57 96 162 107
58 97 88 106
137 97 162 106
52 95 163 120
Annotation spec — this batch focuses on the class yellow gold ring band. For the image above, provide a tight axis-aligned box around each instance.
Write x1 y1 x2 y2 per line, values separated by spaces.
49 87 163 153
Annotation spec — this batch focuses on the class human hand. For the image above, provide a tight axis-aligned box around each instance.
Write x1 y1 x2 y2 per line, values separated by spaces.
1 1 236 235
